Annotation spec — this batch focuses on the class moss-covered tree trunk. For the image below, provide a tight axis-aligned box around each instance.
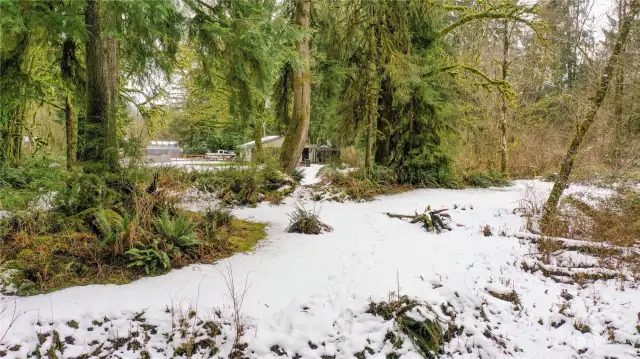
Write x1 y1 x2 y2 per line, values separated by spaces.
279 0 311 175
83 0 108 163
61 39 79 170
65 94 77 170
541 2 638 229
104 35 119 171
499 19 510 174
83 0 118 170
0 34 29 167
612 0 628 162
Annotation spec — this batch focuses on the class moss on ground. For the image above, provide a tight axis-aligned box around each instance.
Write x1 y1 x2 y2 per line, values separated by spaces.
228 219 267 252
1 217 267 296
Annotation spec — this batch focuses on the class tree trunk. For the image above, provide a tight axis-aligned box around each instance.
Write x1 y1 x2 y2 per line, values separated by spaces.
541 2 638 229
83 0 108 163
61 39 79 170
65 94 77 170
500 19 509 174
279 0 311 175
104 35 119 171
0 34 29 167
83 0 118 170
612 0 627 163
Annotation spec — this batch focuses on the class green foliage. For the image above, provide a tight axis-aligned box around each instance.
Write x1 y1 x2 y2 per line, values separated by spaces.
291 167 305 183
197 161 295 206
462 170 511 188
286 204 333 235
153 211 202 254
315 166 408 201
204 207 235 228
126 247 171 275
0 157 66 210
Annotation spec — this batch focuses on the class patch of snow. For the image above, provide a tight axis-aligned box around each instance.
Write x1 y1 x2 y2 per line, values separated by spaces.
298 164 324 186
1 180 639 359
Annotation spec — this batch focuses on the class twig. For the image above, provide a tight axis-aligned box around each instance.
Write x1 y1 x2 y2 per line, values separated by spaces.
0 300 23 343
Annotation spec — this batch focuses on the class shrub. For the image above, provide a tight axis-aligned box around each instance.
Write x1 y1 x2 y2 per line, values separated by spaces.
286 204 333 235
196 162 294 206
316 166 409 201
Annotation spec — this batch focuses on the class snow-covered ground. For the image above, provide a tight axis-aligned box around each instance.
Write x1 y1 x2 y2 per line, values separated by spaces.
1 177 639 358
299 164 324 186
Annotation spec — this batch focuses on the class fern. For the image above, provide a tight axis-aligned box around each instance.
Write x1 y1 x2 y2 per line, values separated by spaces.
154 211 201 252
126 247 171 275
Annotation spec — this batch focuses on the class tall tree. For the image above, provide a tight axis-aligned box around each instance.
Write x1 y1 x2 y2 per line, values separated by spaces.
499 19 512 174
279 0 311 174
187 0 293 161
541 0 639 228
83 0 117 169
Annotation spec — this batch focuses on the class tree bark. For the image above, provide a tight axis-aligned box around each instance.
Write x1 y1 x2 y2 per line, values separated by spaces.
83 0 118 170
541 2 639 229
0 34 29 167
65 94 77 170
500 19 510 174
279 0 311 175
104 35 119 171
61 39 79 170
612 0 627 162
83 0 108 163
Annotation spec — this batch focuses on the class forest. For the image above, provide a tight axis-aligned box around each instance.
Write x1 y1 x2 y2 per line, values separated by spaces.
1 0 639 359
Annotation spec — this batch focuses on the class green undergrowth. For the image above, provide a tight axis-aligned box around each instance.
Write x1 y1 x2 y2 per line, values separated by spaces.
0 165 266 296
312 165 510 202
460 169 511 188
195 159 297 206
0 157 66 211
313 166 412 201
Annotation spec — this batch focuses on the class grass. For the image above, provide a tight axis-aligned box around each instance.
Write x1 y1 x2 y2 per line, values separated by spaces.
286 204 333 235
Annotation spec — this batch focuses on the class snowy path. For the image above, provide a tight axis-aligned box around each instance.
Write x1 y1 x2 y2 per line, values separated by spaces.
1 180 639 358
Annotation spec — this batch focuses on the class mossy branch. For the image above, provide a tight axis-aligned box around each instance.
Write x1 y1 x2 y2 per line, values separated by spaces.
438 6 538 38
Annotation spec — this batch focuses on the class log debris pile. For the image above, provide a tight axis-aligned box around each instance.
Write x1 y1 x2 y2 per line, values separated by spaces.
385 207 452 233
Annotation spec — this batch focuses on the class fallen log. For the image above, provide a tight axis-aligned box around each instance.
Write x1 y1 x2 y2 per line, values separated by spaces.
385 208 452 233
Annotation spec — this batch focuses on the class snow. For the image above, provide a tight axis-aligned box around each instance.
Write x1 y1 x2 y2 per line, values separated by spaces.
1 180 639 358
299 164 324 186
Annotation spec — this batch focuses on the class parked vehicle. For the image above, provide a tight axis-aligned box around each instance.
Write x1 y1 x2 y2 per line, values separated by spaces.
205 149 237 161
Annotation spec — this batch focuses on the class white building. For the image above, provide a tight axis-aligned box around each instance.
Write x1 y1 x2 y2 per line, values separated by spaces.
240 136 338 163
